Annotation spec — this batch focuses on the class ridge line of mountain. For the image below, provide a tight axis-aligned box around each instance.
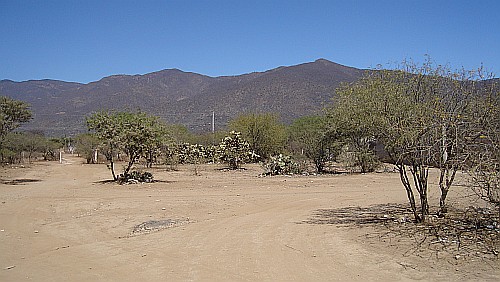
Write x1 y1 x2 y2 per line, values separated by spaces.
1 58 366 136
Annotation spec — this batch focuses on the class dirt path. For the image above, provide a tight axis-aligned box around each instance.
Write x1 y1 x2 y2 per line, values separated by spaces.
1 155 498 281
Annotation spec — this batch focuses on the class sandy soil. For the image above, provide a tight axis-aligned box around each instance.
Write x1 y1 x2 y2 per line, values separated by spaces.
1 155 498 281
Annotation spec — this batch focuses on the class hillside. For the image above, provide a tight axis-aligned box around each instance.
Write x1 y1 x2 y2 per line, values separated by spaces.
0 59 365 136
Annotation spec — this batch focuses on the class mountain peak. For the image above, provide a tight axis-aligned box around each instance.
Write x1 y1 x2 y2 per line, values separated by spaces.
313 58 351 68
314 58 333 64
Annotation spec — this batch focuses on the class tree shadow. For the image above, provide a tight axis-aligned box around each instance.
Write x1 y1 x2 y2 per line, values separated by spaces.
0 178 42 185
302 203 412 225
303 203 500 261
94 179 116 184
94 179 175 185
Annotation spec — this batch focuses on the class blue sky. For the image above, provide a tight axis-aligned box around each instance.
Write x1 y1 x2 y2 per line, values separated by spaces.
1 0 499 83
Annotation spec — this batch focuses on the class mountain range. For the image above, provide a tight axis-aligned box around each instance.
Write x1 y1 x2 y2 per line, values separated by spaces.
1 59 366 136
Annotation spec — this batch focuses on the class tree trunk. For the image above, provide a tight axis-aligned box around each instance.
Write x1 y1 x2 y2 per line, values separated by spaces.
123 155 138 177
410 164 429 222
110 160 117 180
398 164 421 223
439 189 448 215
438 167 457 216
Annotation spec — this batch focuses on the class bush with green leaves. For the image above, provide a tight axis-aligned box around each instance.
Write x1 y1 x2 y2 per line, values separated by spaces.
262 154 300 176
217 131 259 170
117 170 153 184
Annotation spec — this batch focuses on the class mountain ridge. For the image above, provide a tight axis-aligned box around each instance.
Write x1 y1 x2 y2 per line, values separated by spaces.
0 59 366 136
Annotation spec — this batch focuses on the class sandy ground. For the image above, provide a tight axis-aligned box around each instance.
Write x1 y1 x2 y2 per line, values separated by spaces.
1 155 498 281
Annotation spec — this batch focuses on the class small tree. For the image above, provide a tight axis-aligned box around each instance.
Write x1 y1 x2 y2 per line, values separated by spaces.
18 131 47 163
86 111 121 180
229 113 286 161
41 138 60 161
3 132 25 163
217 131 258 170
86 111 166 181
331 58 495 222
0 96 32 161
75 133 100 164
288 115 339 173
143 122 170 168
326 83 381 174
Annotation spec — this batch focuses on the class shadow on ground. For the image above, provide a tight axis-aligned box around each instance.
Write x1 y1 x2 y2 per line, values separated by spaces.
303 203 500 261
94 179 175 185
303 203 412 225
0 178 42 185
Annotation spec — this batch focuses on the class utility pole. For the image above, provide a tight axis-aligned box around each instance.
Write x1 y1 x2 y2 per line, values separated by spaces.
212 111 216 146
212 111 215 133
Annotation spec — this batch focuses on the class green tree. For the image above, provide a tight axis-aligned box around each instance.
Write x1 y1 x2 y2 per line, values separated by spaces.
326 95 380 174
86 110 166 181
229 113 286 160
41 138 61 161
167 124 195 144
288 115 339 173
18 131 47 163
2 132 24 163
143 123 170 168
0 96 32 161
75 133 100 164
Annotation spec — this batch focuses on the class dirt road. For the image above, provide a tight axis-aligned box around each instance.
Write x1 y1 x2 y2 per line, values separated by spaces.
1 155 498 281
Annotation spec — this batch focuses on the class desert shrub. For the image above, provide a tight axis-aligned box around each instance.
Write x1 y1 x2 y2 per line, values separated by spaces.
178 143 207 164
262 154 300 176
177 143 208 175
117 170 153 184
163 143 180 168
217 131 259 169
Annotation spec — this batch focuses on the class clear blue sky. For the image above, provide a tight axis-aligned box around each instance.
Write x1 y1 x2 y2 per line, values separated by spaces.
1 0 499 83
